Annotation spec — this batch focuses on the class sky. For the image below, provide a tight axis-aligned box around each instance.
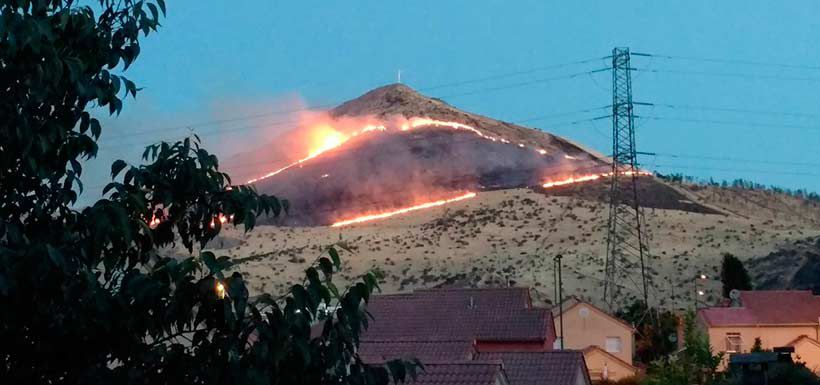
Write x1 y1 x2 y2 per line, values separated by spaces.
83 0 820 205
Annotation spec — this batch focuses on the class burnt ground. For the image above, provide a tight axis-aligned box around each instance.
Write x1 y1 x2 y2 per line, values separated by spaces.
257 128 606 226
747 236 820 292
534 176 724 215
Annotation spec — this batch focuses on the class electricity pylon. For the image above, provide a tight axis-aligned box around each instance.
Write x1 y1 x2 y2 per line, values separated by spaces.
603 47 650 309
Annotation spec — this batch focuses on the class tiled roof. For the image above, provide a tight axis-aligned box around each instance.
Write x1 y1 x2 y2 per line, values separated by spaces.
785 335 820 349
552 297 635 332
698 290 820 326
362 288 554 342
406 362 507 385
359 340 475 364
475 351 587 385
580 345 638 372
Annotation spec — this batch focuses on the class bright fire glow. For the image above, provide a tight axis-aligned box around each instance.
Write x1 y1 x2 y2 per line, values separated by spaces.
245 115 559 184
331 192 477 227
209 213 234 229
216 281 226 299
245 122 386 184
542 170 652 189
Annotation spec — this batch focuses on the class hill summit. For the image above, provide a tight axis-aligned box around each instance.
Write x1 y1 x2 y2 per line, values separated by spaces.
233 84 613 225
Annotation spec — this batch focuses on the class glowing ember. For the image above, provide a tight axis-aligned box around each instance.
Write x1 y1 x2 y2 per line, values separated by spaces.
209 213 234 229
216 281 226 299
331 192 477 227
542 170 652 189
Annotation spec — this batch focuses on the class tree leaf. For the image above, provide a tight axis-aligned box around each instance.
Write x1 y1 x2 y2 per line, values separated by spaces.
111 159 128 178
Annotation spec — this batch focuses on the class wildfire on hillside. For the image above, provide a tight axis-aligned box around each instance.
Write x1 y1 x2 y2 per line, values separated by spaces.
239 113 649 226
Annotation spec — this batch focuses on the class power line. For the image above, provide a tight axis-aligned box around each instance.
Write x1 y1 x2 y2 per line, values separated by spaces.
632 67 820 83
436 68 611 99
652 164 820 178
634 115 820 132
101 56 611 143
417 56 612 92
641 152 820 169
635 53 820 71
649 102 820 119
513 106 611 123
98 105 615 151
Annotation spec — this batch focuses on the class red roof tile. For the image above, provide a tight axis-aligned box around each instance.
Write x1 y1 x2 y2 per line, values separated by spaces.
475 351 588 385
362 288 554 343
698 290 820 326
359 341 476 364
406 362 507 385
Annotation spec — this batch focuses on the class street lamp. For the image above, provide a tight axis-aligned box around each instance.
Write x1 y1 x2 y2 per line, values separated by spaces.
694 274 708 308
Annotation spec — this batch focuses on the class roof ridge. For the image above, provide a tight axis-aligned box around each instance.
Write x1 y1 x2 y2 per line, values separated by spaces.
581 345 638 370
361 339 475 343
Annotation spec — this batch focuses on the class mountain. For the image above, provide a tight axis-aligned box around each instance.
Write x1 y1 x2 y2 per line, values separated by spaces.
230 84 637 225
205 84 820 310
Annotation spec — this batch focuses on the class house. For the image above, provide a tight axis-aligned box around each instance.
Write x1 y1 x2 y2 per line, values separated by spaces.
552 297 639 381
697 290 820 372
403 361 510 385
362 287 556 351
359 287 591 385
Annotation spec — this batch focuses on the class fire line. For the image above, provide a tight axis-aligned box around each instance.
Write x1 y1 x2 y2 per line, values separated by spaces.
330 192 477 227
542 170 652 189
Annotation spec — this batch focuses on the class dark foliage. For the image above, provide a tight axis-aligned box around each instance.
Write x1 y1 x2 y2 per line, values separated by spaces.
616 301 679 365
720 253 753 299
0 1 417 384
641 312 723 385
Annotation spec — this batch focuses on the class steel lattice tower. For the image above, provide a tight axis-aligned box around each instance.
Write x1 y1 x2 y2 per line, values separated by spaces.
603 47 649 308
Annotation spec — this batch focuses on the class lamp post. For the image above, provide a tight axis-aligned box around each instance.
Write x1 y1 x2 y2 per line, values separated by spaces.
694 274 707 309
554 254 564 350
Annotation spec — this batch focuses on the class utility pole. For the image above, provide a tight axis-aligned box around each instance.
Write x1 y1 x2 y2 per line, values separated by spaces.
554 254 564 350
603 47 650 310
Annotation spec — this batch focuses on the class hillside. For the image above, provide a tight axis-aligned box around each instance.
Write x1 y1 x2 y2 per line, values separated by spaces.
196 181 820 310
226 84 620 225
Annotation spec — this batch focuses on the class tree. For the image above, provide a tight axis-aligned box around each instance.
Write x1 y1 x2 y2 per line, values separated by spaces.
616 301 679 365
642 312 724 385
720 253 752 298
750 337 765 352
0 1 417 384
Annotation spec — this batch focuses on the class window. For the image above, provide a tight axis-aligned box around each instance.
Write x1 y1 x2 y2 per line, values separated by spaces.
726 333 742 353
605 337 622 353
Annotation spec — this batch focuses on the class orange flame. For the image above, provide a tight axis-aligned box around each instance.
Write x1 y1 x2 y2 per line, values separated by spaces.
331 192 477 227
246 122 385 184
542 170 652 189
245 116 566 184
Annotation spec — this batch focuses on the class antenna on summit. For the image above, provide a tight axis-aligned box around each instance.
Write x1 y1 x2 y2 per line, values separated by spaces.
397 69 402 84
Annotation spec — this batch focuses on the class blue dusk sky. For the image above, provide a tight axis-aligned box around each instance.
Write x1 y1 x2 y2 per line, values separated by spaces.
82 0 820 204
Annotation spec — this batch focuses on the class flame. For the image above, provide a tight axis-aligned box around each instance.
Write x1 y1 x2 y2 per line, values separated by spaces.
245 115 562 184
245 121 385 184
542 170 652 189
331 192 477 227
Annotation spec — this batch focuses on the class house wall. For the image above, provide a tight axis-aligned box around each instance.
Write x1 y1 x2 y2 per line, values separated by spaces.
792 339 820 373
583 349 637 381
704 324 820 370
556 303 634 365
